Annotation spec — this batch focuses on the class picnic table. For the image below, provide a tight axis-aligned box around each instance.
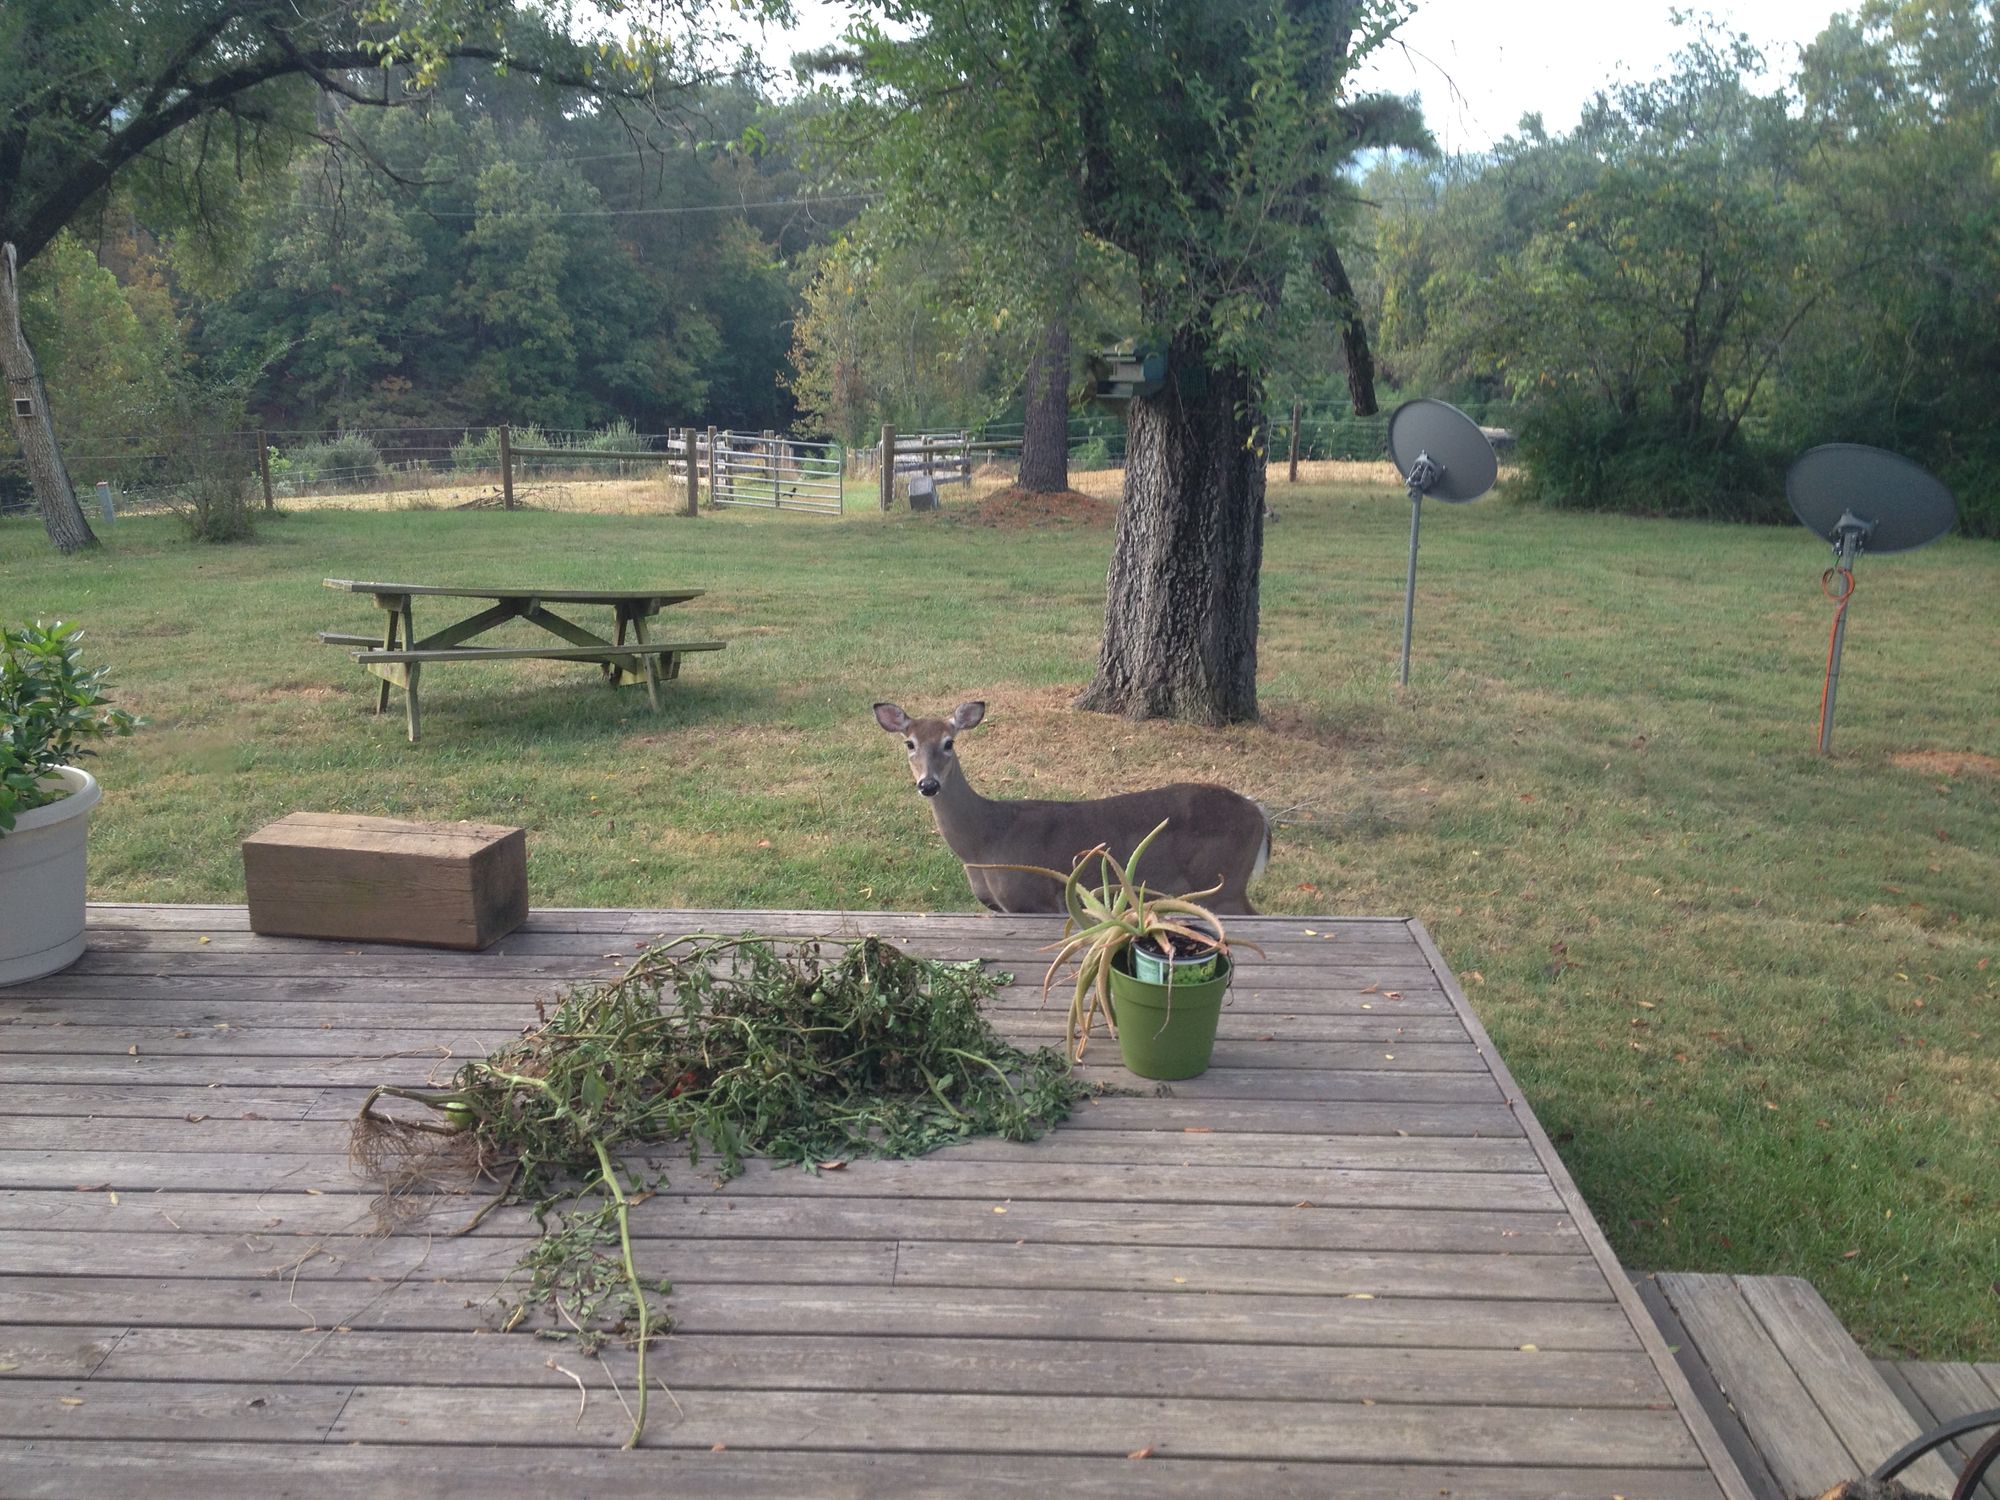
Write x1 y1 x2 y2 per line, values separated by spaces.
320 580 724 743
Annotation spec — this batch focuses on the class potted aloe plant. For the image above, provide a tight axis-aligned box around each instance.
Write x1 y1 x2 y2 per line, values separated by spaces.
989 821 1257 1080
1 622 137 985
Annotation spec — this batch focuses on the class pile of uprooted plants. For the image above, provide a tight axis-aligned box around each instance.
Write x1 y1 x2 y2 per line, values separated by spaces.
350 933 1082 1447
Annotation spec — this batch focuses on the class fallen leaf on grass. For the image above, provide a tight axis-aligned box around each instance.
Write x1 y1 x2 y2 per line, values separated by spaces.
1842 1249 1860 1259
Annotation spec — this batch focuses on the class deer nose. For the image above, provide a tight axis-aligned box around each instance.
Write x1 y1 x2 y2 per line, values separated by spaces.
917 776 941 797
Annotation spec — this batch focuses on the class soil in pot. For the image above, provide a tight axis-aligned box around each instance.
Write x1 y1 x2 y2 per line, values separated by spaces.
1131 919 1223 984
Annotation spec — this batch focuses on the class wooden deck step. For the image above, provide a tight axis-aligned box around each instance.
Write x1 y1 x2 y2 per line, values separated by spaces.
1875 1358 2000 1500
1647 1272 1959 1499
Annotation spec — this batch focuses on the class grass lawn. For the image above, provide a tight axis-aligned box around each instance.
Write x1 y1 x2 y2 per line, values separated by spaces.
3 478 1996 1359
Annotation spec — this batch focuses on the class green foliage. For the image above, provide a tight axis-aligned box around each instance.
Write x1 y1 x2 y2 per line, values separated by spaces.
1371 7 2000 532
286 432 389 491
353 933 1082 1443
0 623 138 835
13 232 187 485
823 0 1417 384
1512 402 1785 523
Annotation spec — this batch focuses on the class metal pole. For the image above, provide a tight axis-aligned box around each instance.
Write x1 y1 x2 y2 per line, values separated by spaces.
1399 487 1423 687
257 429 274 511
497 425 514 510
1817 530 1861 756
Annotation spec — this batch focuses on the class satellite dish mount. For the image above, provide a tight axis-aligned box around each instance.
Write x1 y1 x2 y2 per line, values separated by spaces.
1786 445 1955 755
1386 400 1497 686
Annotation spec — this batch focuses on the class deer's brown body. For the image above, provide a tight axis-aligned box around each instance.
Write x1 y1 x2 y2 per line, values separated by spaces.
873 701 1270 915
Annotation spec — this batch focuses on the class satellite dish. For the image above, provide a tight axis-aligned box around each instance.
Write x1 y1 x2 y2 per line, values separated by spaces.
1388 399 1499 504
1787 444 1956 556
1385 399 1498 685
1784 443 1957 755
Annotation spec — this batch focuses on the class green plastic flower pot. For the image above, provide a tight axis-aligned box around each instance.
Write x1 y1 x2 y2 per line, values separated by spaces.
1108 952 1230 1081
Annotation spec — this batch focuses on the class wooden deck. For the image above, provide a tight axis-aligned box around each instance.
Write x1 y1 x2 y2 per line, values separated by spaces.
0 906 1752 1499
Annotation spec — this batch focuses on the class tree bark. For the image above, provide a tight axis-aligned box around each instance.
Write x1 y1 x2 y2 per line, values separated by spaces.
1315 243 1379 416
1075 332 1264 725
1017 318 1072 493
0 244 96 554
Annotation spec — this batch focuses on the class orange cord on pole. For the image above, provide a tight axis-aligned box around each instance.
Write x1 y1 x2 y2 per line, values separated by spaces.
1818 565 1856 747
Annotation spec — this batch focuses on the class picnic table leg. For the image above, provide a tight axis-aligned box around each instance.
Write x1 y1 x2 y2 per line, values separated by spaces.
631 612 662 710
405 661 422 744
375 609 401 715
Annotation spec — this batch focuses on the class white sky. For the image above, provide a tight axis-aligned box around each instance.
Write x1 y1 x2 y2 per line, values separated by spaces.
776 0 1851 152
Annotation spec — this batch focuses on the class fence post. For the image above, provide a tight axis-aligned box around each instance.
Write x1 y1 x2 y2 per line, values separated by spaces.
257 429 275 511
705 425 719 507
879 424 895 512
497 425 514 510
1287 401 1302 484
682 428 698 517
765 430 780 510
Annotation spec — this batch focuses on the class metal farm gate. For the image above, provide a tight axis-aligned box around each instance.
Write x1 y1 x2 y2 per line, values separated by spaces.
710 432 844 516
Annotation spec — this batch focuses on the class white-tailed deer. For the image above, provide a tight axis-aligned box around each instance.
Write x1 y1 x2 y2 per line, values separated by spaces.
872 700 1270 914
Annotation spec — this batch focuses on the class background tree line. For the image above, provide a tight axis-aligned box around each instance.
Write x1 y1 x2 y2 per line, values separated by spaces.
1361 2 1998 536
6 1 1993 544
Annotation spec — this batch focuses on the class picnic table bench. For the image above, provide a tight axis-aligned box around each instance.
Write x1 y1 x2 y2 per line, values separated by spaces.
321 580 723 743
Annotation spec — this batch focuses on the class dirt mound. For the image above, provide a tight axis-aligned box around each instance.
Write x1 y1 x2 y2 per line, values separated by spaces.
962 487 1117 529
1889 749 2000 779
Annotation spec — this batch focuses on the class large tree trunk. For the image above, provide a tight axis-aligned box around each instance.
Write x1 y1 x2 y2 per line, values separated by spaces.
1 244 96 554
1075 332 1264 724
1017 318 1071 493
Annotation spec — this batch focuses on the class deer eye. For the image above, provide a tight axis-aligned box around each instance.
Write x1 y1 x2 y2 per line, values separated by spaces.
942 738 954 751
904 739 915 751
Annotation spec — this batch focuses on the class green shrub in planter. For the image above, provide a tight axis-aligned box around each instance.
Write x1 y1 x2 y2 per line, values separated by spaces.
1 621 138 834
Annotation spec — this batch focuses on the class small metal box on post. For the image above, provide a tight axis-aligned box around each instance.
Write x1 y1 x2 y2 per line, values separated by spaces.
879 424 896 512
1094 349 1168 402
497 424 514 510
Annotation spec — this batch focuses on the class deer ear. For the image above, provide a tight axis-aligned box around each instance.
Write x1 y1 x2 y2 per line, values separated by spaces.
949 701 986 732
873 702 912 734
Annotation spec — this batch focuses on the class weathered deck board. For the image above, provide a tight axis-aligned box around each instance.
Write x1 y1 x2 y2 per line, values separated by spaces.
0 1442 1733 1500
0 904 1748 1498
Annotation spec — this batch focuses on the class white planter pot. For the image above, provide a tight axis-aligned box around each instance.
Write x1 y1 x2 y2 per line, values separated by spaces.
0 766 101 986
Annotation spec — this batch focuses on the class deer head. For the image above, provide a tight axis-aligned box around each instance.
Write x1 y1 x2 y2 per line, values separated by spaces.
873 700 985 798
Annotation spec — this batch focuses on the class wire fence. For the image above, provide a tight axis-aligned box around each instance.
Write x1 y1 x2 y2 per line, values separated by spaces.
1 403 1517 521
